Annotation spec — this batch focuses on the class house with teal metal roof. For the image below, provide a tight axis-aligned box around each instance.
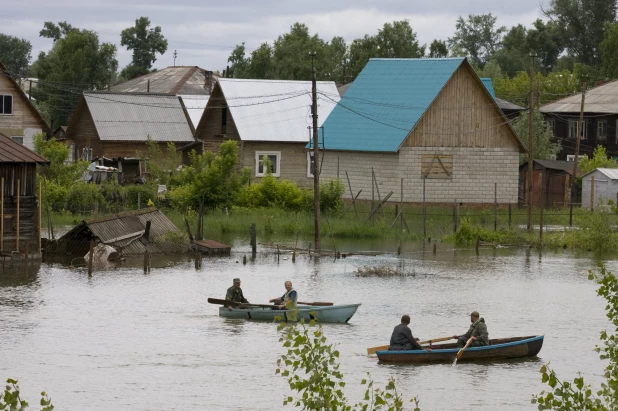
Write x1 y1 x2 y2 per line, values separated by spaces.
314 58 526 205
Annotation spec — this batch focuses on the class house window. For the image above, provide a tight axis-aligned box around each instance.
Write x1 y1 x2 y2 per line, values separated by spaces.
566 155 575 161
82 147 93 162
598 121 608 141
221 105 227 135
545 119 556 137
568 120 587 139
307 152 315 178
11 136 23 144
255 151 280 177
0 95 13 115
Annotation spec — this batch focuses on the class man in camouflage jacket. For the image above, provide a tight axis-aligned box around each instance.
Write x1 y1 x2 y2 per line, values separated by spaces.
453 311 489 347
225 278 249 311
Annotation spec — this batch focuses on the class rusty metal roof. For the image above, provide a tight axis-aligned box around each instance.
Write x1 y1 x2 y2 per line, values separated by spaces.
0 131 49 163
58 208 186 256
83 92 195 142
110 66 217 95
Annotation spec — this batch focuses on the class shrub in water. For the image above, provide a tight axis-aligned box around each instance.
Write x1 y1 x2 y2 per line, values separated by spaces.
66 182 105 213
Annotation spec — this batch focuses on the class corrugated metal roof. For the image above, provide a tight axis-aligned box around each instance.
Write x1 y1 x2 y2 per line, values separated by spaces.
582 168 618 180
217 78 340 143
480 78 496 98
179 95 210 129
520 159 582 176
110 66 216 95
85 208 185 256
541 79 618 114
84 93 195 142
496 97 525 111
0 131 49 163
313 58 465 152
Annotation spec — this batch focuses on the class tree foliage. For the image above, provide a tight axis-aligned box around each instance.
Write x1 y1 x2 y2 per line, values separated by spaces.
34 133 88 187
0 34 32 75
0 378 54 411
276 319 420 410
544 0 617 68
30 24 118 128
143 138 181 185
39 21 75 42
578 145 618 174
428 40 448 58
600 21 618 79
532 263 618 410
119 17 168 80
511 110 561 164
448 13 506 68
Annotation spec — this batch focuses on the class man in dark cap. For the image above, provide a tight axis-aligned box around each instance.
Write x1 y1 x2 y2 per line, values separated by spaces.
452 311 489 347
388 315 431 352
225 278 249 311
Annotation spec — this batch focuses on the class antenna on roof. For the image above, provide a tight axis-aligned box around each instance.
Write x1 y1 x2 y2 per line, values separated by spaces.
173 50 177 67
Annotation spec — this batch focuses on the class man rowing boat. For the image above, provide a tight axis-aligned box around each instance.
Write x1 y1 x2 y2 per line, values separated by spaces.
225 278 249 311
269 281 297 309
452 311 489 347
389 315 431 352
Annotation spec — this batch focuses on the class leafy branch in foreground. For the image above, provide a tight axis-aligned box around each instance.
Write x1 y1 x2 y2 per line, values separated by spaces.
0 378 54 411
276 318 420 410
532 263 618 410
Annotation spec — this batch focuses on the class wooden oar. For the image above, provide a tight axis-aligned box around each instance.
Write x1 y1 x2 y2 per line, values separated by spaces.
366 336 454 355
298 301 333 306
207 298 275 309
456 337 474 359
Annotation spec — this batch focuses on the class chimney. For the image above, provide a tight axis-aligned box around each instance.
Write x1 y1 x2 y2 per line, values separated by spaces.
226 65 230 78
204 70 213 91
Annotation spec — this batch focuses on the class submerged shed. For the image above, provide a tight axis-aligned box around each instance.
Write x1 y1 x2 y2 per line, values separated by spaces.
44 208 186 257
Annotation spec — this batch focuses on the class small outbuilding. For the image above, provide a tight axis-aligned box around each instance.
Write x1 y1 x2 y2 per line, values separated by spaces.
0 131 49 256
519 160 583 208
581 168 618 210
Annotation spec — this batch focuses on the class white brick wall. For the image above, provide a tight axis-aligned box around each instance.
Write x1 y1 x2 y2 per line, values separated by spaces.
320 147 520 204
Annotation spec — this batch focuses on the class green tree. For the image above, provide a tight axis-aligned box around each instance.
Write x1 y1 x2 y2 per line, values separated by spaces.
244 42 275 79
228 42 249 78
0 378 54 411
30 26 118 128
348 34 379 79
511 110 561 164
533 263 618 410
526 19 563 74
600 21 618 79
428 39 448 58
143 138 181 185
272 23 330 80
544 0 617 69
39 21 75 42
120 17 168 80
448 13 506 68
277 319 420 410
0 34 32 75
34 134 88 187
492 24 529 77
578 145 618 174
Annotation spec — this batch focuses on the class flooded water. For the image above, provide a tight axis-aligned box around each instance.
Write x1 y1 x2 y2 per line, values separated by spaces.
0 238 614 410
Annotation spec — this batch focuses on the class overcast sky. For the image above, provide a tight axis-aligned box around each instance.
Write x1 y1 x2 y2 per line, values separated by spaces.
3 0 546 73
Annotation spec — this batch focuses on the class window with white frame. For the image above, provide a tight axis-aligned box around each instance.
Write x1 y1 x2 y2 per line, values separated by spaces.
566 154 575 161
82 147 93 162
307 152 315 178
545 119 556 137
598 120 608 141
0 95 13 115
255 151 280 177
11 136 23 144
568 120 587 139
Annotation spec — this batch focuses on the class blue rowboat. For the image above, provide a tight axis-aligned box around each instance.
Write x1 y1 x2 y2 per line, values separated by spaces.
376 335 544 364
218 303 361 323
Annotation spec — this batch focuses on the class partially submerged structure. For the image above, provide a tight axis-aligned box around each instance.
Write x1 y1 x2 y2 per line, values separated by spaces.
518 160 583 208
44 208 186 257
0 131 49 256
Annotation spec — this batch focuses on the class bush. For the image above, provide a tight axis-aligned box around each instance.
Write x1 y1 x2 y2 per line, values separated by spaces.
66 182 106 213
235 175 306 211
42 180 69 212
319 178 345 214
125 184 158 209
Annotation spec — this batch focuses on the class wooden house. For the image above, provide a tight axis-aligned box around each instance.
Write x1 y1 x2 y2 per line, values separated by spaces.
519 160 583 208
190 79 340 188
0 60 50 151
541 79 618 160
0 131 49 256
316 58 526 205
65 92 195 183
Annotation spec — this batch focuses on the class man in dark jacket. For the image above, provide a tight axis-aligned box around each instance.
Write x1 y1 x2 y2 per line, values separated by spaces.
388 315 431 352
453 311 489 347
225 278 249 311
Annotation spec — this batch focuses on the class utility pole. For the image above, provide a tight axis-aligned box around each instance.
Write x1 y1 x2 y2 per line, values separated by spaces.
173 50 177 67
571 86 586 204
527 51 537 231
310 51 321 253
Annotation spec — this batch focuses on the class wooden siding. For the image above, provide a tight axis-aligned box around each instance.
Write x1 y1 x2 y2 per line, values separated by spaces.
0 163 40 253
404 64 521 151
546 114 618 160
421 154 453 179
241 142 312 188
66 101 102 160
195 84 240 154
0 75 47 134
